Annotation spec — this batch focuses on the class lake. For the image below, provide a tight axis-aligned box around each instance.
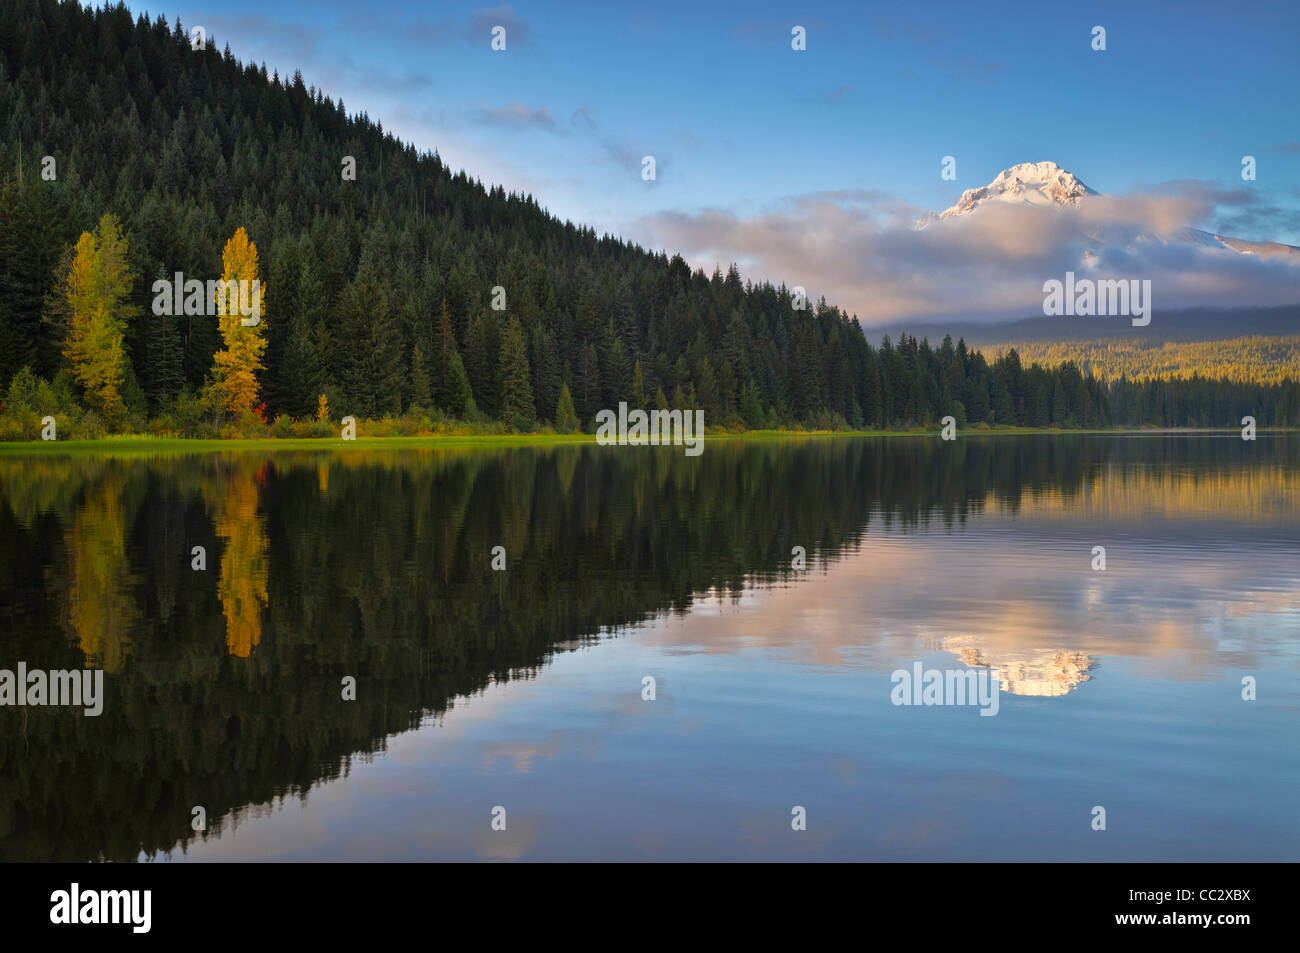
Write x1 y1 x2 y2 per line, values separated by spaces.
0 434 1296 861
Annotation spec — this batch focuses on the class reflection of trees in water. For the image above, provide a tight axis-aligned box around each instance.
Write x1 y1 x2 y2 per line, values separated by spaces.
204 461 269 659
63 470 139 673
0 435 1291 861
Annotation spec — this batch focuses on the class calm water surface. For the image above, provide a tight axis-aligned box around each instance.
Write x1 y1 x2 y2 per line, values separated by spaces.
0 435 1296 861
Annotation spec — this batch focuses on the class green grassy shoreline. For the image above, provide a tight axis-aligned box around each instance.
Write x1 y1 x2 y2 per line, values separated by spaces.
0 426 1292 456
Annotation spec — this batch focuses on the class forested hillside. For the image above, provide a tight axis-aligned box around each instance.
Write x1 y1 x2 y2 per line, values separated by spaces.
0 0 1296 437
991 337 1300 386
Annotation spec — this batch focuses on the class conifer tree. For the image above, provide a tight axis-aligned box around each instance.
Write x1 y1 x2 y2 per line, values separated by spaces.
498 317 533 431
410 343 431 414
465 310 499 416
530 324 561 424
144 265 185 413
443 349 474 418
632 360 648 409
555 381 579 434
431 298 456 403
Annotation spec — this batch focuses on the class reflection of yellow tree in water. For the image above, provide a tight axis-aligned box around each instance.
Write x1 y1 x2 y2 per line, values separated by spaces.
208 462 269 658
65 471 137 672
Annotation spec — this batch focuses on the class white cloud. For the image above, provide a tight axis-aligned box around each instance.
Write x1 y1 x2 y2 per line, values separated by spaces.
631 188 1300 324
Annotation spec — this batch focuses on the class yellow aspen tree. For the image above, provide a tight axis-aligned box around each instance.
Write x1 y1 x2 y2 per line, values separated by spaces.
62 214 134 419
211 227 267 414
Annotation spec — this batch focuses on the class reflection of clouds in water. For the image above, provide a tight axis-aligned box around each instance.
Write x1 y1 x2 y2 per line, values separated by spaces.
479 729 603 773
630 510 1299 685
475 814 540 861
481 735 563 773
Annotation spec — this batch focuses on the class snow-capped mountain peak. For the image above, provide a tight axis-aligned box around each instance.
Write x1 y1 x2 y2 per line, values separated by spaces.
912 160 1299 260
936 161 1095 221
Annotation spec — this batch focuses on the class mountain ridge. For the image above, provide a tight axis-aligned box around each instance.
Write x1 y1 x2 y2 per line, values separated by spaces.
872 304 1300 346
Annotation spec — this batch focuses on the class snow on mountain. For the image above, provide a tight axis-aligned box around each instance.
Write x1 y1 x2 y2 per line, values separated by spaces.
916 161 1300 260
934 161 1094 221
1192 230 1300 260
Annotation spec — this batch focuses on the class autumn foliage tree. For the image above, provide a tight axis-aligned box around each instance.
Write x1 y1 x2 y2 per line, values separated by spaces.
62 214 136 419
210 227 267 415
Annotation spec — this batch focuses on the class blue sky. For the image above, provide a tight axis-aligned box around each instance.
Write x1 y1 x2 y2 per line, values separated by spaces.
128 0 1300 320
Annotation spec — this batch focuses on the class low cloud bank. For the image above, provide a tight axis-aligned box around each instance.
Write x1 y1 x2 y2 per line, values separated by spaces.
633 187 1300 324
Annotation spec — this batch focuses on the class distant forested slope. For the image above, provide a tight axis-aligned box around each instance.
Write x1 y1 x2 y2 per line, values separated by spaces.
988 336 1300 386
877 306 1300 348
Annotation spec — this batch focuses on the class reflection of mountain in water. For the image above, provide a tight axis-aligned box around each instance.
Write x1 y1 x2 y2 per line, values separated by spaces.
942 636 1094 697
0 435 1293 860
